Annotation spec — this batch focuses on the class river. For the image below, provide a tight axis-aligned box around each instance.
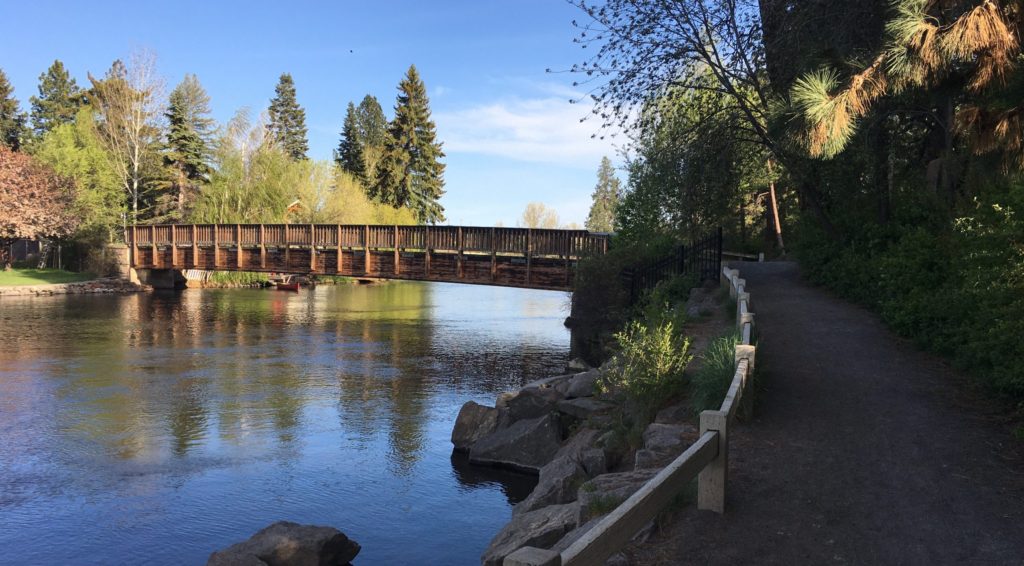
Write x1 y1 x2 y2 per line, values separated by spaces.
0 282 570 565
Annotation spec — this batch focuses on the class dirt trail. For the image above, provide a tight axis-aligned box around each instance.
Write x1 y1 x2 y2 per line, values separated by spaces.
628 262 1024 565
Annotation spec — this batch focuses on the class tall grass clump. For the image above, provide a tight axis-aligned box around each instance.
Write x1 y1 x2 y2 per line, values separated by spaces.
690 331 741 413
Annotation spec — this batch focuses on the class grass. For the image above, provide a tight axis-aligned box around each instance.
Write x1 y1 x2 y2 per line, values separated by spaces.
690 330 741 413
0 268 95 286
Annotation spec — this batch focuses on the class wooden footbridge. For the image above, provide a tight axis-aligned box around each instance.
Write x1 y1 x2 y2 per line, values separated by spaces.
128 224 611 291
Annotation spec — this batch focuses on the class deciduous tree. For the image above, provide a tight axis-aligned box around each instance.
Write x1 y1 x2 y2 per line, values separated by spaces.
0 146 78 269
519 202 560 229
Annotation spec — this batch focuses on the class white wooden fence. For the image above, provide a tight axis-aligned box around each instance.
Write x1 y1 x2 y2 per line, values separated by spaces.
505 266 756 566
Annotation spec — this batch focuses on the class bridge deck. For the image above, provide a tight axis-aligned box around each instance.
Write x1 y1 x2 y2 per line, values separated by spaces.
128 224 610 291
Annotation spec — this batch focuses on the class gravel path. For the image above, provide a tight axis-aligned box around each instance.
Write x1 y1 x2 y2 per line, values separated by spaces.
627 262 1024 565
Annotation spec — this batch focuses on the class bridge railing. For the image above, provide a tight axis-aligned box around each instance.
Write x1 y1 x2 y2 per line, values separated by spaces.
129 224 611 260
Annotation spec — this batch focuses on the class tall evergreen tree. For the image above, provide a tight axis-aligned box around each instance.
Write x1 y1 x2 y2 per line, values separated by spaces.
372 65 445 224
585 156 621 233
163 74 215 219
335 102 366 180
0 69 27 151
355 94 388 176
29 60 82 139
267 73 308 160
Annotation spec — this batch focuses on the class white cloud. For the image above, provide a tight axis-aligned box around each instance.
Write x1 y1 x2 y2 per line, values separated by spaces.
435 96 624 168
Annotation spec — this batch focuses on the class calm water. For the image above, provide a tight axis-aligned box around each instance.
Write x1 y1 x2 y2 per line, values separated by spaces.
0 282 570 565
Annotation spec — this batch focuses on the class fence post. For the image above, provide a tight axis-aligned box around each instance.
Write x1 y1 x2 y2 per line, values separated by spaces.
394 225 400 276
698 410 728 514
336 225 343 274
364 225 371 275
309 224 316 272
260 225 267 269
425 225 431 278
238 224 244 269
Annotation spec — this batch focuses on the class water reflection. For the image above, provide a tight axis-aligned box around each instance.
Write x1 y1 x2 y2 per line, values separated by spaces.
0 282 565 565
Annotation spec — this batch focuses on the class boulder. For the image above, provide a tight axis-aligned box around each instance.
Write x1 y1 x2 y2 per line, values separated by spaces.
635 422 699 470
565 369 600 399
523 374 573 391
579 448 607 478
206 521 360 566
481 502 579 566
556 398 615 420
469 414 563 473
577 470 657 523
514 455 589 516
566 358 590 372
451 401 502 452
504 387 564 423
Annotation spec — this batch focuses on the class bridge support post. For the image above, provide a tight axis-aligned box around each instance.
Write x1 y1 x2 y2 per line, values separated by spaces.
284 224 290 270
526 229 532 286
394 225 400 276
192 225 198 268
237 224 243 269
151 225 158 268
171 225 178 267
260 224 266 269
491 227 497 282
457 226 464 279
310 224 316 272
336 225 342 274
131 225 138 268
364 225 370 275
424 226 431 278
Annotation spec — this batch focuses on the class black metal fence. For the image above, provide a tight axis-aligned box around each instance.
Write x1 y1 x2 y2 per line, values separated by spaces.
624 228 723 303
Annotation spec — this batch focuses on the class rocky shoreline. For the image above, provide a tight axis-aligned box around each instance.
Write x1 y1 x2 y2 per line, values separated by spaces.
452 362 701 565
0 277 146 297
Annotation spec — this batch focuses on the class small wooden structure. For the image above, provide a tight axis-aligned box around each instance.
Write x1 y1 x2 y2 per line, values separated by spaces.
128 224 612 291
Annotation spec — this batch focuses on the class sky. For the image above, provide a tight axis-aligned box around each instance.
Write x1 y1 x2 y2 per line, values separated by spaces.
0 0 627 227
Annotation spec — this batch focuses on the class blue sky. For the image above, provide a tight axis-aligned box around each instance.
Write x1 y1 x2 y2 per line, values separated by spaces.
0 0 626 226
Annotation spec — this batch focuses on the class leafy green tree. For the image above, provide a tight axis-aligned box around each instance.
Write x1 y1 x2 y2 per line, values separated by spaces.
163 74 215 220
31 107 124 242
0 69 27 151
585 156 621 233
267 73 308 160
372 65 445 224
29 60 82 140
335 102 366 180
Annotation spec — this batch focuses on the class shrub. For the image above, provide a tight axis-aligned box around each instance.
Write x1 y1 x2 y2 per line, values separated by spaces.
599 319 692 420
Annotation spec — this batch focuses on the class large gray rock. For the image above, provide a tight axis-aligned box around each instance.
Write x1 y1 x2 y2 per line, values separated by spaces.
565 369 600 399
635 423 698 470
481 502 579 566
514 455 588 516
206 521 360 566
523 374 573 391
469 414 563 473
504 387 564 423
556 397 615 420
451 401 502 452
577 470 657 523
579 448 607 478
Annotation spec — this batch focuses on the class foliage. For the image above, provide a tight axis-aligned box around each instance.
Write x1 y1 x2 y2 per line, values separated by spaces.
335 102 366 180
585 156 621 233
31 108 124 243
519 202 560 229
372 65 445 224
87 53 165 223
690 331 741 413
0 146 79 267
598 318 692 419
161 74 214 221
29 60 83 140
0 69 27 151
267 73 309 161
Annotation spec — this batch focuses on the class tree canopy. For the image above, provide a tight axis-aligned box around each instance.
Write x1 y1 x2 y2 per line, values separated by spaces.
0 146 79 267
29 60 82 140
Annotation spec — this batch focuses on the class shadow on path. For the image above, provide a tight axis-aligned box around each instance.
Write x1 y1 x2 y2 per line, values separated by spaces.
629 262 1024 565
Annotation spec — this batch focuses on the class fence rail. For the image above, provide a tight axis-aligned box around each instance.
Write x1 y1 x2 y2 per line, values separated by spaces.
506 264 756 566
127 223 612 291
623 228 723 302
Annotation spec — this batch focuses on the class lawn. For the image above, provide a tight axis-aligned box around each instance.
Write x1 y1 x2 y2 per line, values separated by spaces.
0 268 95 286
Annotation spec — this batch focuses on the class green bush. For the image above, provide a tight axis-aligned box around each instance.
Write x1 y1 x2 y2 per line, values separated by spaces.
599 319 692 419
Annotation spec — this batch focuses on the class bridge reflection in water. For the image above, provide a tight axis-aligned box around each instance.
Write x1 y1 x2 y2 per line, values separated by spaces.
129 224 611 291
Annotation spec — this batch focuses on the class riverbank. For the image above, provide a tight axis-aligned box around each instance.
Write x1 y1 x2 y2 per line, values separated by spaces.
453 283 734 565
0 276 145 296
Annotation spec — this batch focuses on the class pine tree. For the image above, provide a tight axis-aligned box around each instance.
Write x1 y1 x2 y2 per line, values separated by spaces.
585 156 621 233
164 74 215 219
355 95 388 176
29 60 82 139
335 102 366 180
267 73 308 160
0 69 27 151
372 65 445 224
